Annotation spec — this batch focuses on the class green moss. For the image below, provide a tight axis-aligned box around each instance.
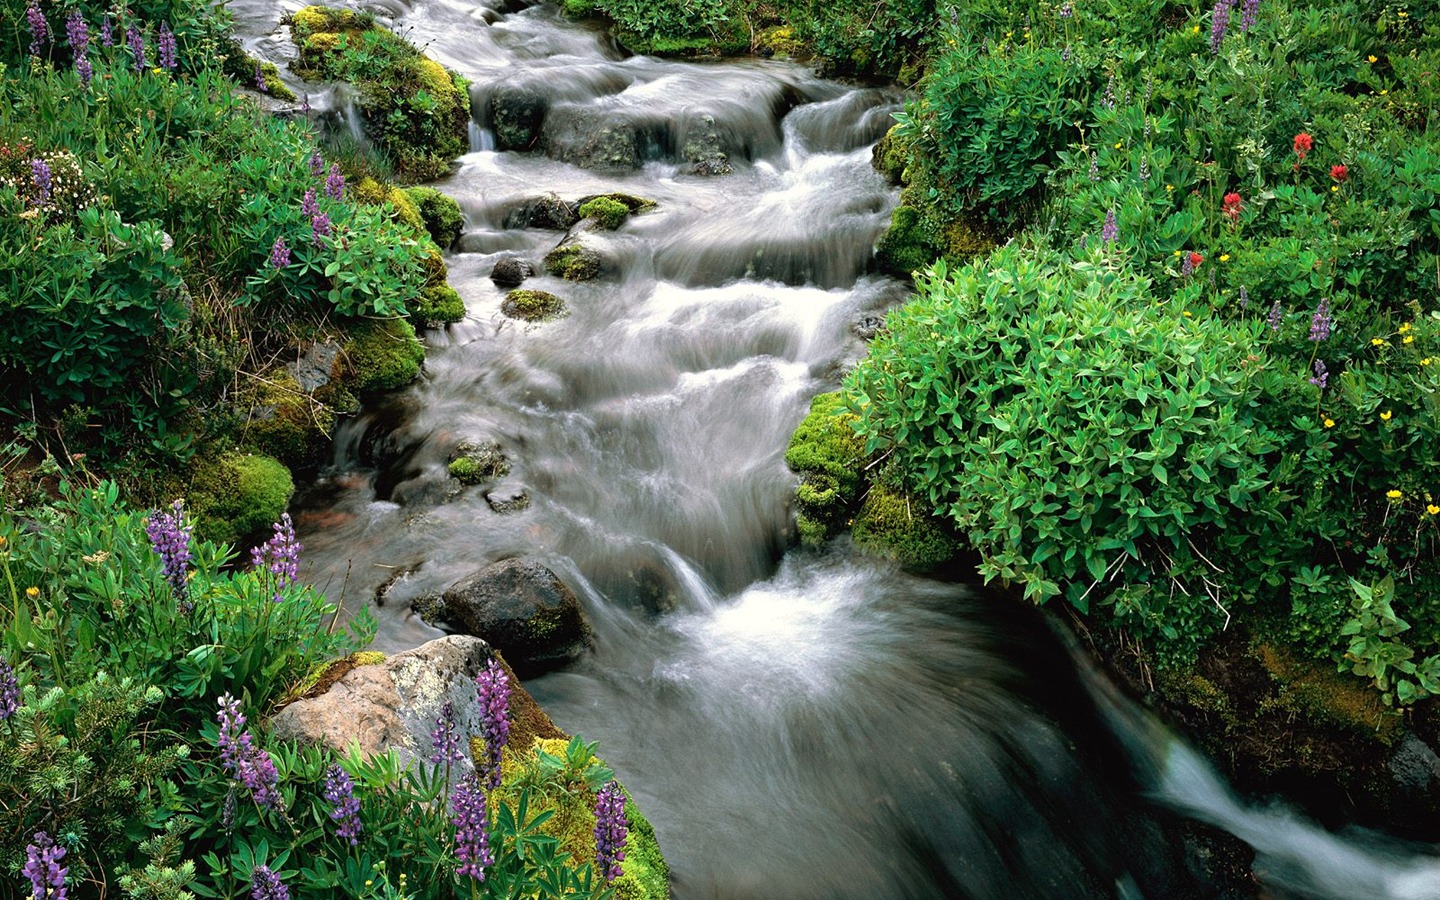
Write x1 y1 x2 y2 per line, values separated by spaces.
784 392 867 547
448 456 483 483
238 368 336 467
756 25 805 58
1257 644 1405 742
412 284 466 324
501 289 567 322
448 441 510 484
875 205 942 277
403 186 464 247
190 452 295 545
542 244 604 281
851 484 958 570
342 318 424 392
871 124 908 185
421 242 448 284
353 176 427 235
578 196 630 230
561 0 599 17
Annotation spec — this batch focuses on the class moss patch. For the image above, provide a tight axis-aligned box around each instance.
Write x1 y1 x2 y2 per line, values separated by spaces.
341 318 424 392
875 205 942 277
353 176 426 234
871 124 908 185
851 483 958 570
189 452 294 545
502 289 567 322
448 440 510 484
413 284 466 324
404 186 464 248
238 368 336 468
579 196 630 230
784 392 867 547
542 244 604 281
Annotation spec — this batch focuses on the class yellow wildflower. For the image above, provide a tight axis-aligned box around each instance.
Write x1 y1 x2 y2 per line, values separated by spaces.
1380 89 1389 95
1114 141 1123 149
1404 335 1415 344
1219 254 1230 262
1165 184 1175 192
1368 55 1378 63
26 586 38 598
1422 358 1433 366
1372 337 1387 346
1331 185 1340 192
1398 10 1407 16
1183 310 1193 317
1192 24 1201 33
1428 504 1440 516
1381 410 1393 421
1387 489 1403 500
1323 417 1335 428
1400 322 1412 333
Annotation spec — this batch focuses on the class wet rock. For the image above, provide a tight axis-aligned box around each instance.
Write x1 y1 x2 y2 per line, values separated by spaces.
852 312 887 341
502 289 567 322
486 486 531 514
543 242 606 281
490 86 549 151
448 440 510 485
288 340 342 392
490 256 534 287
544 111 641 171
682 113 733 176
416 558 590 674
1389 735 1440 792
504 193 580 231
268 635 564 768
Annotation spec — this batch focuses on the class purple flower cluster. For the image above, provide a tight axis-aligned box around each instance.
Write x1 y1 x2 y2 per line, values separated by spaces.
25 4 48 55
1240 0 1259 31
309 151 325 178
311 212 331 245
23 832 68 900
250 866 290 900
250 513 301 603
325 163 345 201
1308 297 1332 342
1181 252 1196 277
475 659 511 789
255 63 268 92
1309 359 1328 390
31 159 52 206
1101 208 1118 244
1238 285 1250 309
1059 2 1073 17
451 774 494 880
430 700 465 767
594 781 628 883
1267 300 1283 332
101 16 113 47
270 237 290 269
77 54 92 86
301 187 319 219
1087 152 1099 183
158 22 177 71
65 11 88 54
1210 0 1233 54
0 656 18 721
324 764 363 845
1103 74 1116 110
127 25 145 71
146 499 193 610
217 694 283 810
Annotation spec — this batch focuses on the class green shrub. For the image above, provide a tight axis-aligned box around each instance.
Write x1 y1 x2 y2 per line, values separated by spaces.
189 452 295 544
784 392 867 547
405 186 465 247
343 318 425 391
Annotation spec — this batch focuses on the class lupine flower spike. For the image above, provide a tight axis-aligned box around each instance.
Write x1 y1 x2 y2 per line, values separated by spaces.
451 774 494 880
250 513 301 603
146 499 193 611
1210 0 1232 54
1240 0 1259 31
430 700 465 766
301 187 319 219
1101 208 1118 245
594 781 628 883
323 764 363 845
270 237 290 269
310 212 331 245
325 163 345 201
65 11 88 55
31 159 52 206
250 866 290 900
0 656 19 721
127 25 145 71
23 832 68 900
255 63 268 92
158 22 177 70
1267 300 1283 331
309 151 325 178
1309 359 1328 390
101 16 113 47
216 693 283 810
1308 297 1332 343
476 658 512 789
25 4 48 55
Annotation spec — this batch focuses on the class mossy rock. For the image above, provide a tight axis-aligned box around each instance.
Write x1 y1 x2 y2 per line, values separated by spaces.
1256 643 1405 742
755 25 805 58
420 240 449 285
189 452 295 546
784 392 866 547
448 440 510 484
496 738 670 900
875 205 942 277
342 318 424 392
238 368 336 467
501 289 567 322
543 244 605 281
353 176 426 235
871 124 909 185
403 186 464 248
851 484 958 570
412 284 466 324
578 192 656 214
578 196 630 230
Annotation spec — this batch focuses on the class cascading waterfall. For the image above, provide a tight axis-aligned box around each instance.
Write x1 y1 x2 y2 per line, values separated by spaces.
226 0 1440 895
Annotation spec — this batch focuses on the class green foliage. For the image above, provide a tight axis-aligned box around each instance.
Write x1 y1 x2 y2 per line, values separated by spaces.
404 186 465 248
502 289 568 321
851 482 958 570
579 197 631 230
189 452 295 545
784 392 867 547
288 7 469 180
343 318 425 392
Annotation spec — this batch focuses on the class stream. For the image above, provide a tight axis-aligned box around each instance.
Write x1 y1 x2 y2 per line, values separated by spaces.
227 0 1440 896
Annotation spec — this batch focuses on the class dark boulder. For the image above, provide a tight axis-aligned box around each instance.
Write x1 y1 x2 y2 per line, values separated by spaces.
504 194 581 231
490 87 549 151
490 256 534 287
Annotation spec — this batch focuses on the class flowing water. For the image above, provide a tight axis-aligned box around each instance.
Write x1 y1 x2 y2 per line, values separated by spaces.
227 2 1440 896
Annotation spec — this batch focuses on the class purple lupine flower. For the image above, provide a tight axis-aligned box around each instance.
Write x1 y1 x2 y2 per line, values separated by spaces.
1181 253 1195 277
145 499 193 611
25 4 48 55
324 163 345 201
1267 300 1283 331
127 25 145 71
270 237 290 269
1238 285 1250 309
451 773 494 880
250 866 290 900
1059 2 1073 16
475 659 511 790
101 16 113 47
309 151 324 178
216 694 283 810
1103 74 1116 110
0 656 18 721
250 513 301 603
1061 45 1071 62
1101 208 1118 244
1309 359 1328 390
1308 297 1332 342
300 187 319 219
31 159 52 206
1139 158 1150 182
1240 0 1259 31
323 764 363 845
76 55 92 86
22 832 68 900
310 212 331 245
217 693 249 773
157 22 177 70
594 781 628 883
430 700 465 766
1210 0 1233 54
255 63 268 92
65 11 88 55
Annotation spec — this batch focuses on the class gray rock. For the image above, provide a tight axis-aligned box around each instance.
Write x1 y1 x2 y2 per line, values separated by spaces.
544 111 641 171
1389 734 1440 792
682 113 734 176
852 312 887 342
288 341 342 392
486 486 531 514
490 257 534 287
268 635 497 771
504 194 580 231
418 558 589 673
490 87 549 151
